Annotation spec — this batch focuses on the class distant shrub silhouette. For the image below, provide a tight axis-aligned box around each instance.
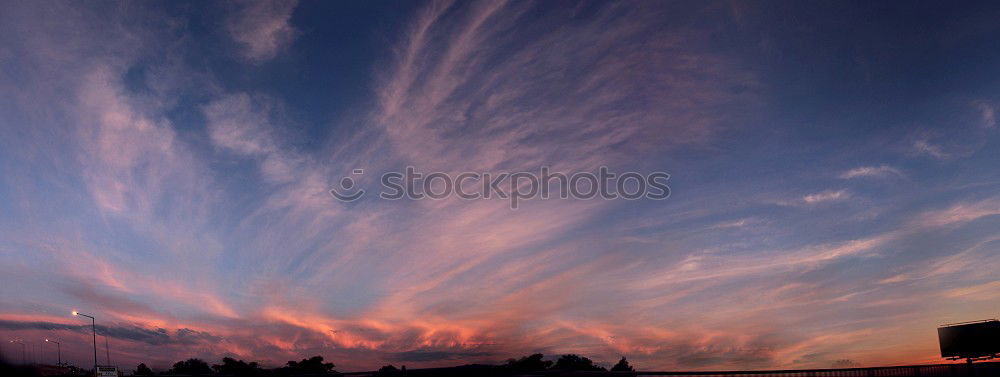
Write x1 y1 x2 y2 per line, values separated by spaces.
551 354 606 371
504 353 552 371
134 363 154 376
831 359 860 368
610 357 634 372
170 358 213 375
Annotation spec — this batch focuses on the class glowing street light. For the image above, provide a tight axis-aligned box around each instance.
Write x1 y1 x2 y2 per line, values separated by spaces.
9 340 25 364
45 339 61 366
73 311 98 372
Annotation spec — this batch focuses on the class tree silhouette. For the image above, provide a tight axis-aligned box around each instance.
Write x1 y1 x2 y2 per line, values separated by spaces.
134 363 154 376
169 359 213 375
213 357 262 375
551 354 606 371
504 353 553 371
374 364 399 376
610 357 634 372
280 356 336 374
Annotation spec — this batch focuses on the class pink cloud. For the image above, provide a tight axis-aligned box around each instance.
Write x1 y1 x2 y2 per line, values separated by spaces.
226 0 299 63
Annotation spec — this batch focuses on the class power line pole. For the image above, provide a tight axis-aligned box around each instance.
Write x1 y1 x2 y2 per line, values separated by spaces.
104 334 110 365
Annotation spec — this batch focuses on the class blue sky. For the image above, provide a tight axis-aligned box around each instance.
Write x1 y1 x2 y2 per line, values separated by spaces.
1 0 999 372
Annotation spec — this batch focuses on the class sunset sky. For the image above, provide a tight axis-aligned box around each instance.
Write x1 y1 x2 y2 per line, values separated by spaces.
1 0 999 372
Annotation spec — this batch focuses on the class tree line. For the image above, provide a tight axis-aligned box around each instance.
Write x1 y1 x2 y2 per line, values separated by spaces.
129 353 634 376
133 356 334 376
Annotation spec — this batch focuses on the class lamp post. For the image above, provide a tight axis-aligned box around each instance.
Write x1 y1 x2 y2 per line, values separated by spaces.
45 339 61 366
73 311 98 372
9 340 25 364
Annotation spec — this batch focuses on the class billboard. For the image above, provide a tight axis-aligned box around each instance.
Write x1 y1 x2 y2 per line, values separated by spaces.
938 320 1000 359
96 366 118 377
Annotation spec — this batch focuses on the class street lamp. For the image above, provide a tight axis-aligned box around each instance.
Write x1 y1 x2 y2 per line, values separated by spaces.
73 311 98 372
45 339 61 366
9 340 25 364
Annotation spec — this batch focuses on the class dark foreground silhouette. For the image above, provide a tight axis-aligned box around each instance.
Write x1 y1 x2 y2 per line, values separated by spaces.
3 354 999 377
